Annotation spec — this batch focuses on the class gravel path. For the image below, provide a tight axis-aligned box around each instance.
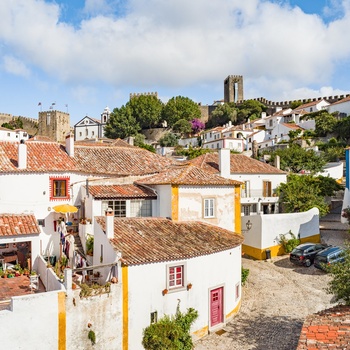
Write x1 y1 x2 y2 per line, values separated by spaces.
194 218 348 350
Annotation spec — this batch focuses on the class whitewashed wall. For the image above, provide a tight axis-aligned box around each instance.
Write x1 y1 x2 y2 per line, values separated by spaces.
178 186 235 231
242 208 320 249
317 162 344 181
327 100 350 116
127 246 242 350
0 291 60 350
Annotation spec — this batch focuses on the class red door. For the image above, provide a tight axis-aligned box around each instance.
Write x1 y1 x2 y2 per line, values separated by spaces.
210 287 223 327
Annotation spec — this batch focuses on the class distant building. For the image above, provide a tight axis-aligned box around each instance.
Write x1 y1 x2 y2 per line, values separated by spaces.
74 106 111 141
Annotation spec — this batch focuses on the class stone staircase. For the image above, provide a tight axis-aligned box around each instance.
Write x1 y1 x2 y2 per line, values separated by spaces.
73 233 89 262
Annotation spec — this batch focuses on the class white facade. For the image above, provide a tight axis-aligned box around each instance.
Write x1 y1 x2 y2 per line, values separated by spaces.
93 217 242 350
327 96 350 116
202 137 244 152
0 128 29 141
242 208 320 251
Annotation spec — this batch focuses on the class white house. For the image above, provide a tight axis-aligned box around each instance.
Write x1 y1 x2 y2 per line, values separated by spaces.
190 150 287 216
94 214 244 349
293 99 330 113
0 127 29 141
327 95 350 117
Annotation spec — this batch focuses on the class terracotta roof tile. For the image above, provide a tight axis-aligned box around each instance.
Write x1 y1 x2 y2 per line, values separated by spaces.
329 95 350 106
0 214 40 236
0 141 76 172
73 145 174 176
189 152 285 174
0 141 174 176
88 184 157 200
95 217 243 265
297 305 350 349
136 165 242 186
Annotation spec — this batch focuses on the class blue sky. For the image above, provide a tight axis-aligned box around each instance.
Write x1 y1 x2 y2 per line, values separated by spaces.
1 0 350 126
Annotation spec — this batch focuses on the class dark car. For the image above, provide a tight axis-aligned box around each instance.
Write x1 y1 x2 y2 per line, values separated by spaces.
289 243 329 267
314 246 345 271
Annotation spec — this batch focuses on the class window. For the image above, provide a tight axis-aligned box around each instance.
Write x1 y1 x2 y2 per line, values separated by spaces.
102 200 126 217
92 131 95 136
263 181 272 197
50 177 69 200
79 132 82 137
204 198 215 218
242 205 250 216
130 200 152 217
241 181 250 198
235 282 240 301
47 113 51 125
37 219 45 227
168 264 185 290
150 311 158 324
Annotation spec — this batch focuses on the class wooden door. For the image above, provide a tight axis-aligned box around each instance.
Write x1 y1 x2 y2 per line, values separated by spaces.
210 287 223 327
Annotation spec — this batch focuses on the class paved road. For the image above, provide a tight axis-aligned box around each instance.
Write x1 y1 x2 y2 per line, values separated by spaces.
194 214 349 350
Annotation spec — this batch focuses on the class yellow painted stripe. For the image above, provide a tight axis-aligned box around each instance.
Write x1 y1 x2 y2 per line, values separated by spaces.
171 185 179 221
192 325 208 339
242 233 321 260
226 298 241 319
58 291 66 350
234 186 241 234
122 265 129 350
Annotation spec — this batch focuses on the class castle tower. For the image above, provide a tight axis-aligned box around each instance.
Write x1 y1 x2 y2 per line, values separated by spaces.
224 75 244 103
38 110 70 143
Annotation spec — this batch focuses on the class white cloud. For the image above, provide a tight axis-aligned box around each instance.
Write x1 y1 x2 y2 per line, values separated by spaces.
2 55 30 77
0 0 350 102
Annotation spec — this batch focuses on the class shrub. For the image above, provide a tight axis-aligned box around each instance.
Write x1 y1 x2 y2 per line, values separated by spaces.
142 305 198 350
279 231 300 253
241 267 249 285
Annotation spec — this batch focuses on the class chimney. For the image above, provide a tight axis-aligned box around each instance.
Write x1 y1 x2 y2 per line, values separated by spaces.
219 148 231 178
65 133 74 157
127 136 134 146
18 139 27 169
105 208 114 239
275 155 280 169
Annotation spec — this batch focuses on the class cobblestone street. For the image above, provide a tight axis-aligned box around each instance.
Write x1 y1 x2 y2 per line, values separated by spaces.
195 213 349 350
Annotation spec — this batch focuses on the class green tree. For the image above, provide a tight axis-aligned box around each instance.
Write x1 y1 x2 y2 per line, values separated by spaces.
142 306 198 350
206 102 237 128
134 133 156 153
127 94 164 129
334 115 350 143
104 105 140 139
290 100 303 109
1 118 23 130
175 145 213 159
159 132 178 147
161 96 201 127
311 111 338 137
277 174 341 216
267 144 326 174
236 100 266 123
172 119 192 135
326 242 350 305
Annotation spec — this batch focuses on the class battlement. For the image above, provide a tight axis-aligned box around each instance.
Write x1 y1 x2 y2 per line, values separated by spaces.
252 94 350 108
130 92 158 100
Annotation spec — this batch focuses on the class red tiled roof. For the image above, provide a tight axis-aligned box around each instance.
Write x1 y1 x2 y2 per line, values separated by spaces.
137 165 242 186
88 184 157 199
73 145 174 176
0 141 174 176
297 305 350 349
0 214 40 236
280 123 303 130
189 152 285 174
95 217 243 265
294 99 328 111
329 95 350 106
0 141 76 172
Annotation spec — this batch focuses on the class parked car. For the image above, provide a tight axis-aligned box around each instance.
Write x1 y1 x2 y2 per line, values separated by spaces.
289 243 329 267
314 246 345 271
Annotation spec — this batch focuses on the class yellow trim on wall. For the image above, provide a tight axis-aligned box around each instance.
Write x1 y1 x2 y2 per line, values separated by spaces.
226 298 241 319
171 185 179 221
242 233 321 260
192 325 209 339
234 186 241 234
122 266 129 350
58 291 66 350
